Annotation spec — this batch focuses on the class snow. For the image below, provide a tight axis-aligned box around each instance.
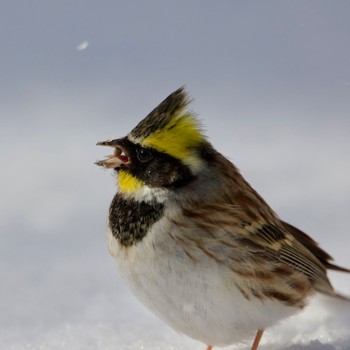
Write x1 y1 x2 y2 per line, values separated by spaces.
76 41 89 51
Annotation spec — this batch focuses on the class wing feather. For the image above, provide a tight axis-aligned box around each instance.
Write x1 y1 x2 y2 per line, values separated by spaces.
182 203 339 296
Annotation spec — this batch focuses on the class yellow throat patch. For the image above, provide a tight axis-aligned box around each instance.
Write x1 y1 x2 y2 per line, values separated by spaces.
118 170 144 193
141 114 204 164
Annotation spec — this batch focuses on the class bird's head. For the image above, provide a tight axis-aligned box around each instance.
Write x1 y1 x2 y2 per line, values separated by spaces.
96 87 219 199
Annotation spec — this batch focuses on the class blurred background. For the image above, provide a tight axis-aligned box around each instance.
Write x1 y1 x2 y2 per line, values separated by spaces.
1 1 349 349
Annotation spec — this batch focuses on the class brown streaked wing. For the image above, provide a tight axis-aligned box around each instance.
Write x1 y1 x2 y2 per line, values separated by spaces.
239 222 337 295
183 203 335 295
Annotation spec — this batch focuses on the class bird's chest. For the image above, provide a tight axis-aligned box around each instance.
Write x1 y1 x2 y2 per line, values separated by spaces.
108 193 164 246
108 204 200 297
107 195 191 308
107 208 246 345
106 201 299 346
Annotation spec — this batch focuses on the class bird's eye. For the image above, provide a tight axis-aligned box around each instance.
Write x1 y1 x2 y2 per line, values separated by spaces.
137 148 153 162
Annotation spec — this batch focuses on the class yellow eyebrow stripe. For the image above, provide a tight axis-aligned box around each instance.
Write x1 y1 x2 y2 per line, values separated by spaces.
142 114 204 162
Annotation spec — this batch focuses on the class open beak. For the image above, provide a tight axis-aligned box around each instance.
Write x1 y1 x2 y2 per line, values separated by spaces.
95 138 130 169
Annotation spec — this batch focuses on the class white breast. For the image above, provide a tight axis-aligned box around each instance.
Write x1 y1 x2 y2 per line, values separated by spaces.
107 211 300 347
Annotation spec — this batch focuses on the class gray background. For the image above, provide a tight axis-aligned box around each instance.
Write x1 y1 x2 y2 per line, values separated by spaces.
1 1 350 349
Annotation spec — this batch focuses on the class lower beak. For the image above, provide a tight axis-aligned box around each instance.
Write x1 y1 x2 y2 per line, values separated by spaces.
95 138 129 169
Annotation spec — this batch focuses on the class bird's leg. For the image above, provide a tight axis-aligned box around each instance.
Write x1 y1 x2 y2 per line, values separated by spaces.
251 329 264 350
205 329 264 350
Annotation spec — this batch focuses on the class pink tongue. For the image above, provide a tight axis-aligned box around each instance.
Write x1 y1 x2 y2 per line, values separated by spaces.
119 155 129 163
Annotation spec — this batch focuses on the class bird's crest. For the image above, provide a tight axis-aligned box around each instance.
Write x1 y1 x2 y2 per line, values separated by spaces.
129 87 205 164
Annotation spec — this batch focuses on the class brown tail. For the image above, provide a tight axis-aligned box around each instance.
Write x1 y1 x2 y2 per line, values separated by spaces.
282 221 350 301
282 221 350 273
323 261 350 273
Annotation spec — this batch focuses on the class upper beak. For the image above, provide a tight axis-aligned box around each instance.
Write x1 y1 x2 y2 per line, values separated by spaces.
95 138 130 169
96 139 121 147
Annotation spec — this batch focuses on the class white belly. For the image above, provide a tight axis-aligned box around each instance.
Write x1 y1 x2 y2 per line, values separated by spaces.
107 217 300 347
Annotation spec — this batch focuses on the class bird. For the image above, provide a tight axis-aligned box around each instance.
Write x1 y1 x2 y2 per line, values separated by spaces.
96 87 349 350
